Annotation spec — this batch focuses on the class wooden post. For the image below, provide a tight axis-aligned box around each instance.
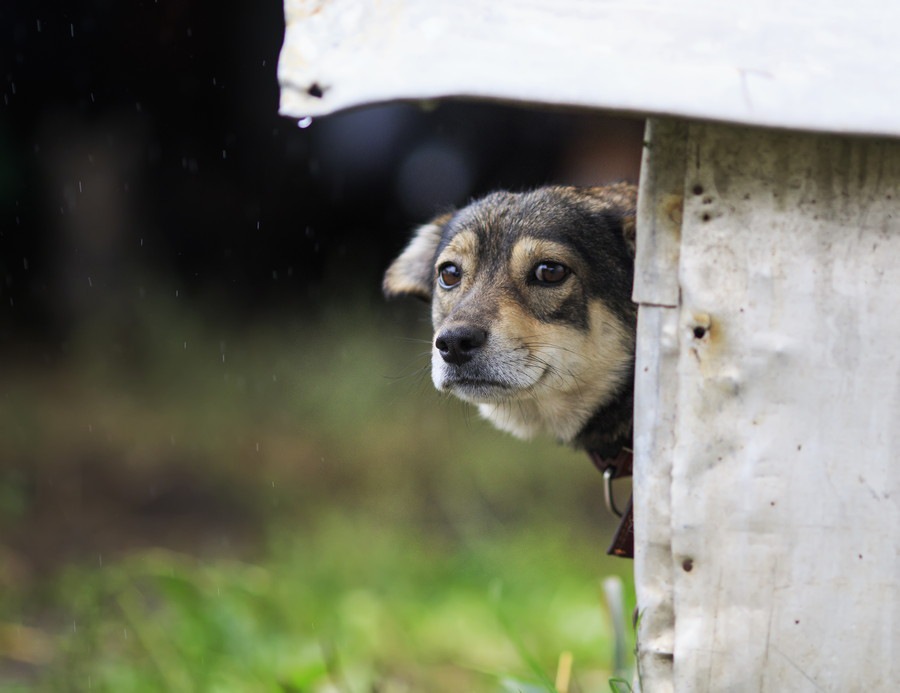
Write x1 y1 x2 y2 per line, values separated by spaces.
632 118 687 689
635 120 900 690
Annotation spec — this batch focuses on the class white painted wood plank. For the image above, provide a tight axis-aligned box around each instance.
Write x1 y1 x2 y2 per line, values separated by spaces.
632 118 690 690
633 119 687 307
633 304 679 691
279 0 900 138
670 124 900 690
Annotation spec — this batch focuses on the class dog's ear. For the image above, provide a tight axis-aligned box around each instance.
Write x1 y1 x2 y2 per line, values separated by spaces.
584 183 637 259
620 212 636 259
383 213 452 301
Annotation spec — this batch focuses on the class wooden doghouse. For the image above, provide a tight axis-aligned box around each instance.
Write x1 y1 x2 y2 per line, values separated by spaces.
278 2 900 689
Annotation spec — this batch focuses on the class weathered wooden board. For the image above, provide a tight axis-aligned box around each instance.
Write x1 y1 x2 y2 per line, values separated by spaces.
632 118 688 690
635 121 900 690
279 0 900 138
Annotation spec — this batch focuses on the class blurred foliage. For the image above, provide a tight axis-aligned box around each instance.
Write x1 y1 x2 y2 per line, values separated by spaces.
0 292 634 690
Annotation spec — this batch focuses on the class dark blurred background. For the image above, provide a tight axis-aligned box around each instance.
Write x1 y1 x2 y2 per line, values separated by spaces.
1 0 642 346
1 1 643 687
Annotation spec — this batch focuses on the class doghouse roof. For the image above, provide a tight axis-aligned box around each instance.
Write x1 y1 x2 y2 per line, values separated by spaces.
278 0 900 139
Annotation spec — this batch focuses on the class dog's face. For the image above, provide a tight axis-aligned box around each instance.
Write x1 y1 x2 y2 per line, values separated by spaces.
384 184 637 446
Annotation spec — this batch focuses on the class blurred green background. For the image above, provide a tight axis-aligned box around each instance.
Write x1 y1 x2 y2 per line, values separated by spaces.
1 2 643 690
1 296 637 691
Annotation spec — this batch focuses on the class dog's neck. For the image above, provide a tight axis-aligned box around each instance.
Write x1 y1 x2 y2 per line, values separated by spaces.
477 374 633 454
571 385 634 457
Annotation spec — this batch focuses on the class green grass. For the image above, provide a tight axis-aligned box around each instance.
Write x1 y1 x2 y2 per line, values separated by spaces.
31 519 629 692
0 292 634 691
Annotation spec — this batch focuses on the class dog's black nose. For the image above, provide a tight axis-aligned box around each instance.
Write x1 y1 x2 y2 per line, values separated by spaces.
435 326 487 365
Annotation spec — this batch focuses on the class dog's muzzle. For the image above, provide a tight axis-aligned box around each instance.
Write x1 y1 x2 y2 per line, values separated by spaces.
431 324 531 401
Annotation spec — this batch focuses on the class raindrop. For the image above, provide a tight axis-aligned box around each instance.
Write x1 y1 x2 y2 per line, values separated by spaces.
9 298 13 307
140 237 143 247
297 116 313 129
90 92 95 103
70 23 75 37
256 220 260 230
184 341 187 350
272 374 277 382
212 77 217 86
22 257 28 270
222 149 226 159
78 180 83 193
87 276 92 287
255 442 260 452
98 554 102 567
88 424 93 433
262 59 267 67
10 82 16 95
222 354 226 363
272 270 278 280
36 19 41 32
175 289 179 298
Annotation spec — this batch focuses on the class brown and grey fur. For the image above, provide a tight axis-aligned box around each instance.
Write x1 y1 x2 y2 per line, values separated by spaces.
383 183 637 456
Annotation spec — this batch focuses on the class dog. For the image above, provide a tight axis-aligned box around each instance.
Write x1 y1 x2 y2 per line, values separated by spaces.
383 183 637 459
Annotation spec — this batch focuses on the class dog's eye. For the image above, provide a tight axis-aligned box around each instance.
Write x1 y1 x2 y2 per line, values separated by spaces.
438 262 462 289
533 261 569 285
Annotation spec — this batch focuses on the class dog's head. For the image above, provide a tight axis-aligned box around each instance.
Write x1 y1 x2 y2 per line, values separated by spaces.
384 184 637 447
